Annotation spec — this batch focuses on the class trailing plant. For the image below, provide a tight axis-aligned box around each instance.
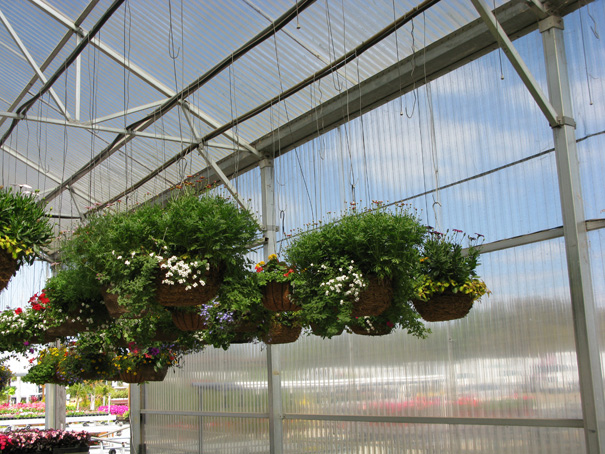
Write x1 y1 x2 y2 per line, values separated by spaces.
23 346 72 385
413 229 489 302
286 203 428 337
0 186 53 265
0 363 12 392
254 254 295 286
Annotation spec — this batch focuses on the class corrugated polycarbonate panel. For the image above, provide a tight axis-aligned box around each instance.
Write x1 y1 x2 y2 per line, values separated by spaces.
283 421 585 454
587 230 605 382
142 414 269 454
142 414 200 454
281 239 581 420
0 261 50 310
144 343 268 414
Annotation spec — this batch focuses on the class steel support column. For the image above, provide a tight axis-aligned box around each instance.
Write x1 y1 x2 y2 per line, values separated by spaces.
44 384 66 429
261 158 283 454
130 384 142 453
540 16 605 453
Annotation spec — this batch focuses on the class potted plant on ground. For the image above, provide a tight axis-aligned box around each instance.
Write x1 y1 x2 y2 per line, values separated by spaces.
255 254 300 312
411 229 490 322
0 186 54 291
0 428 91 453
286 203 427 338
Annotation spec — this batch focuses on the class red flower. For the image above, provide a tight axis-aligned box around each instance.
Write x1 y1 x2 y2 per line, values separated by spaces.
14 307 22 315
255 265 263 273
32 303 42 311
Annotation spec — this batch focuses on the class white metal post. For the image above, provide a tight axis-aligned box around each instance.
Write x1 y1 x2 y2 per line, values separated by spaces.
261 158 283 454
44 383 66 430
130 384 142 453
540 16 605 453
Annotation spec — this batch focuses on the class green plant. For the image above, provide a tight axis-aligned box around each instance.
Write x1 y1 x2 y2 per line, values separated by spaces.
0 363 12 392
286 203 428 338
254 254 295 285
23 346 69 385
0 186 53 265
61 189 261 315
413 229 489 302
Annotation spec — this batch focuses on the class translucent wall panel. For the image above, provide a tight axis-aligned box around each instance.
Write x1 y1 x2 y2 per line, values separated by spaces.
283 421 585 454
142 414 269 454
588 230 605 382
144 343 268 414
281 239 581 420
143 414 200 454
0 261 50 310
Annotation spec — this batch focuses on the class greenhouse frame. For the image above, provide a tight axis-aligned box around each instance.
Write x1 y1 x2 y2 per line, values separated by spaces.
1 0 605 452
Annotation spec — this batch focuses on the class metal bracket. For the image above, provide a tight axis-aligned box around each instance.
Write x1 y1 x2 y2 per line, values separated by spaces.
539 15 564 32
557 116 576 128
262 225 279 233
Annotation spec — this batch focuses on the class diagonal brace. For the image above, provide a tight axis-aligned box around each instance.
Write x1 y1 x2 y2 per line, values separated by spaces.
471 0 561 127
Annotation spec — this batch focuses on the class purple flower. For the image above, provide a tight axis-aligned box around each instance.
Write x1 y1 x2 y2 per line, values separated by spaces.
23 341 29 346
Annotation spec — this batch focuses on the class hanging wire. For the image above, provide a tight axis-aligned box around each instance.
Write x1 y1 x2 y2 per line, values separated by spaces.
494 0 504 80
580 8 595 106
325 0 342 92
405 19 418 118
272 23 315 221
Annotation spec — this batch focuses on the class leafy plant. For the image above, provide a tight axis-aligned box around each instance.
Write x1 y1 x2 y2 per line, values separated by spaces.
254 254 295 285
0 428 90 453
23 346 70 385
0 186 53 265
286 203 428 338
0 363 12 392
413 229 489 302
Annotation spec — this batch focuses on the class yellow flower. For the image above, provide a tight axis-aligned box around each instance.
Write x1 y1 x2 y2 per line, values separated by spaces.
420 257 428 263
268 254 277 261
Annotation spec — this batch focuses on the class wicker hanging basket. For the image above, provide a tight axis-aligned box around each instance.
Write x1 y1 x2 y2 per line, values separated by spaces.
310 322 345 338
262 322 302 345
351 275 393 317
156 267 222 307
171 310 207 331
262 282 300 312
412 291 474 322
120 364 169 384
46 319 88 338
348 322 393 336
0 249 18 292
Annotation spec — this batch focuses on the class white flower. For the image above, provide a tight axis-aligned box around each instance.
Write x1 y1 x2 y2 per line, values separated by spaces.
117 255 122 260
131 251 136 257
192 282 198 288
125 260 130 266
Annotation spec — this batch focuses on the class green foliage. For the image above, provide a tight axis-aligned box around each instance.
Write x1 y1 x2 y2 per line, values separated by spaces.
23 347 66 385
414 229 489 301
0 363 12 392
286 204 428 337
254 254 296 285
0 187 53 265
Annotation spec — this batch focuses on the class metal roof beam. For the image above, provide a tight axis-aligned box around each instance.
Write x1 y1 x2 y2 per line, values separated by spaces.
1 144 97 203
471 0 560 127
0 111 245 151
28 0 263 160
0 9 72 120
0 0 99 132
42 0 318 207
85 100 168 125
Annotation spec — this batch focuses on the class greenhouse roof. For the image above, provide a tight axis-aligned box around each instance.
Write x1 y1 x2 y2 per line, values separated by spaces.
0 0 586 226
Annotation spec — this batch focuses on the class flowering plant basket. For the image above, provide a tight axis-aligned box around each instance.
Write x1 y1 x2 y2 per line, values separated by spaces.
0 187 54 291
112 347 178 384
23 346 74 386
412 229 489 322
255 255 300 312
0 363 12 392
286 203 427 338
60 190 259 316
261 313 302 344
0 428 90 453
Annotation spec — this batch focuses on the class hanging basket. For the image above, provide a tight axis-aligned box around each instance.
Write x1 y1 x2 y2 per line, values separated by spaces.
348 322 393 336
152 328 179 343
156 267 222 307
262 322 302 345
101 287 147 319
351 275 393 317
119 364 169 384
412 290 474 322
0 249 18 291
46 319 88 338
171 310 207 331
262 282 300 312
231 320 259 334
229 333 256 344
310 322 345 338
